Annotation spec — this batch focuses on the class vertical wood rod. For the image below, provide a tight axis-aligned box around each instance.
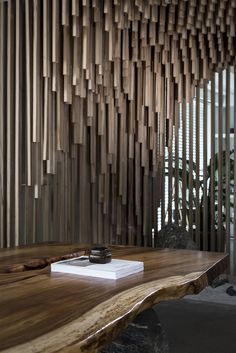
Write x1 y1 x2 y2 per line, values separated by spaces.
210 75 216 251
182 99 187 228
234 67 236 275
225 67 231 255
0 1 4 247
195 87 200 248
218 71 223 251
174 102 179 225
189 99 193 238
203 83 208 251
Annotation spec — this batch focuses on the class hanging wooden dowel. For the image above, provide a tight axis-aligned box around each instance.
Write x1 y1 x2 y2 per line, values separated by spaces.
43 0 48 78
234 66 236 275
189 99 193 238
182 99 187 228
33 0 39 143
210 74 216 251
161 146 165 229
225 67 231 256
0 0 4 247
52 0 59 64
7 0 15 248
174 102 179 225
203 83 208 251
168 147 173 224
25 0 32 186
43 77 49 161
15 0 20 246
218 71 223 252
195 87 200 248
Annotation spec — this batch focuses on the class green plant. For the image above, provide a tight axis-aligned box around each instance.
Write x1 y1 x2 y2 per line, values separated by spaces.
165 150 234 230
205 150 234 227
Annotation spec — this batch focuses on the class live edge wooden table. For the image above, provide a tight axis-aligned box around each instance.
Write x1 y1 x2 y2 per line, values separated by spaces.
0 243 228 353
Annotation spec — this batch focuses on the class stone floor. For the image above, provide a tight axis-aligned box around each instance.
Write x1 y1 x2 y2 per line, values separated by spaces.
102 308 169 353
155 283 236 353
102 283 236 353
102 282 236 353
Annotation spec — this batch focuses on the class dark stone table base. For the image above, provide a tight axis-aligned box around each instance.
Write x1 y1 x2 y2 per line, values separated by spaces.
102 309 169 353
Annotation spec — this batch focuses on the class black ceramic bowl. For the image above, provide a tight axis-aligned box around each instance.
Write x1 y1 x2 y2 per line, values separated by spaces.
89 246 112 264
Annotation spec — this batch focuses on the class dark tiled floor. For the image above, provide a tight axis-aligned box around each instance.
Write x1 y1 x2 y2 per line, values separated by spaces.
155 296 236 353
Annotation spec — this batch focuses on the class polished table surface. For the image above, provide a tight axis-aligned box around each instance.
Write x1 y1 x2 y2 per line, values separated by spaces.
0 243 228 353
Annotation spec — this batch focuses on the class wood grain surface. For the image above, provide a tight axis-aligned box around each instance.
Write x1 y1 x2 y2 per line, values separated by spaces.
0 243 228 353
1 0 236 252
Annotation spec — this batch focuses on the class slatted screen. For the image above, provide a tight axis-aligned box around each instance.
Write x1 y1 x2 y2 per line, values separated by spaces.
0 0 236 272
165 67 236 274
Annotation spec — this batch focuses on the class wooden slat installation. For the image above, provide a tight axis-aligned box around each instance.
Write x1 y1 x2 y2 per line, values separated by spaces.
0 0 236 254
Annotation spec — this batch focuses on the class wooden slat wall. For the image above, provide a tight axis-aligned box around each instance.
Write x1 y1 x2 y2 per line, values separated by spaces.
165 69 236 267
0 1 236 255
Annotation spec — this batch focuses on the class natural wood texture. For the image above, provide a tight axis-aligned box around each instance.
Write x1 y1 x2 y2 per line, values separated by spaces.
174 102 179 225
169 69 236 268
182 99 187 228
6 0 15 248
225 67 230 255
203 84 208 251
25 0 32 187
15 0 20 246
0 243 228 353
217 72 223 251
210 76 216 251
0 1 236 256
195 87 201 248
234 67 236 275
0 0 5 248
168 148 173 224
188 100 193 237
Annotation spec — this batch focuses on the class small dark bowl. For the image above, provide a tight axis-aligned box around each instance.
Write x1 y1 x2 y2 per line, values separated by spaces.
89 246 112 264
